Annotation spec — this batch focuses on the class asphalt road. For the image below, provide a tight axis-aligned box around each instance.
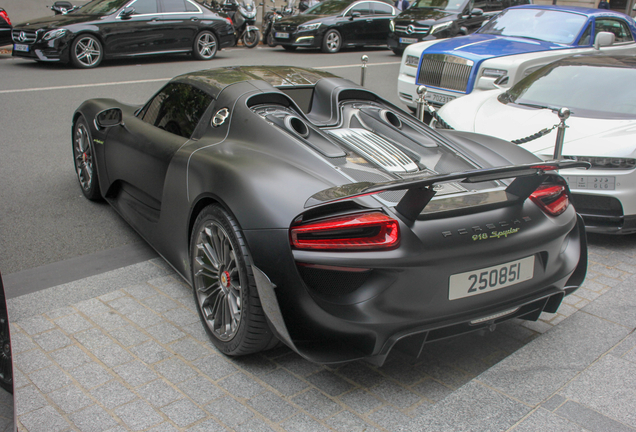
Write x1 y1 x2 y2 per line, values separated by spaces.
0 46 402 279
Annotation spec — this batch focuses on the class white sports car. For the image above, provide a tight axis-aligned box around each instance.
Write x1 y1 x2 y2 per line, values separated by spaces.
436 54 636 234
397 5 636 111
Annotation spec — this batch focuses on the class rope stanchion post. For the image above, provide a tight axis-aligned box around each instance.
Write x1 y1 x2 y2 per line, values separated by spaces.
553 107 570 160
416 85 427 122
360 55 368 87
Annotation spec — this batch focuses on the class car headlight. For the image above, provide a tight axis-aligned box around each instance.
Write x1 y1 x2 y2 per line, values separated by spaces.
405 55 419 67
481 68 508 78
566 156 636 170
430 21 452 34
43 29 67 41
298 22 321 32
390 19 395 32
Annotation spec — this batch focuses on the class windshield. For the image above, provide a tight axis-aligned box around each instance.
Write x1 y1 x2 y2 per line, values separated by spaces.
409 0 467 12
502 60 636 119
304 0 354 15
240 0 255 7
73 0 129 15
478 8 588 44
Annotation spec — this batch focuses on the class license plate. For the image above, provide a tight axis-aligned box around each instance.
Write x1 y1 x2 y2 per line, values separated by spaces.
449 256 534 300
425 91 455 105
14 44 29 52
562 175 615 190
399 37 418 44
275 32 289 38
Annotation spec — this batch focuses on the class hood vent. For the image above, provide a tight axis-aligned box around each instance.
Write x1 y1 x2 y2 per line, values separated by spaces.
327 128 418 173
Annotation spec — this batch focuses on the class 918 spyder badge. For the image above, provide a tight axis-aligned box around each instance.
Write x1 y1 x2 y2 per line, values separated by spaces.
473 227 520 241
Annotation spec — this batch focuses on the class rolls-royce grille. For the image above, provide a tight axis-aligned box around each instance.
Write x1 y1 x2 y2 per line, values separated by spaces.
395 24 430 36
417 54 473 93
12 29 37 44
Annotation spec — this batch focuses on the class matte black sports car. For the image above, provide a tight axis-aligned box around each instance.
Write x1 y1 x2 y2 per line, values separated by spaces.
272 0 398 53
11 0 235 68
72 65 588 365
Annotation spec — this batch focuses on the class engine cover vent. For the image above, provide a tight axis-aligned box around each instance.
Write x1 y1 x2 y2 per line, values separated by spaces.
327 128 418 173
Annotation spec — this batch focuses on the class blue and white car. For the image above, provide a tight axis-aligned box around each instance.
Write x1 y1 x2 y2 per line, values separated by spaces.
397 5 636 110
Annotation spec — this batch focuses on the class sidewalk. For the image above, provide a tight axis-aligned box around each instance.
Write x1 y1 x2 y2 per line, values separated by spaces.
6 242 636 432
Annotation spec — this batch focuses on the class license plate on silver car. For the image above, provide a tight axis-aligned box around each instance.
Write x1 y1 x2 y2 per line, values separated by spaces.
562 175 615 190
275 32 289 38
425 91 455 105
14 44 29 52
399 37 418 44
449 256 534 300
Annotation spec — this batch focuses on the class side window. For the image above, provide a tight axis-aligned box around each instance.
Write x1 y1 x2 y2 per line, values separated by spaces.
141 83 213 139
595 18 634 43
159 0 189 12
130 0 158 14
372 2 394 15
185 0 200 11
347 2 372 16
578 22 592 46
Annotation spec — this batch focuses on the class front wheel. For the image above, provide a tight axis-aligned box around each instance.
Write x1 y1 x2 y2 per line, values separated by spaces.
321 29 342 53
70 35 102 68
190 205 275 356
242 29 260 48
193 30 218 60
72 115 102 201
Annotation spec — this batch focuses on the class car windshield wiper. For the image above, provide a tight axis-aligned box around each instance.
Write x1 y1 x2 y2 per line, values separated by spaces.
514 101 555 110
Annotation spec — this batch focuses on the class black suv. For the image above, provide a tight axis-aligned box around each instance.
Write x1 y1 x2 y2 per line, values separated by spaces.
387 0 531 55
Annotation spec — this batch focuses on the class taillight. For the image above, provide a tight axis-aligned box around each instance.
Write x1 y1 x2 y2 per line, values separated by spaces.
0 11 10 26
290 212 400 251
225 17 233 26
530 182 570 216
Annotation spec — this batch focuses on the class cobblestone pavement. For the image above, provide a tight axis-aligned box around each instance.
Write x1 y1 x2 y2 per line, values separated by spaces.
6 234 636 432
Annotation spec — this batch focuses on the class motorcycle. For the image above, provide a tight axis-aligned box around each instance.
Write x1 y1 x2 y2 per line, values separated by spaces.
218 0 260 48
48 1 78 15
261 0 295 47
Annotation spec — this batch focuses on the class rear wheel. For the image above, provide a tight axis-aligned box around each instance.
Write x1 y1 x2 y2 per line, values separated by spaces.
72 115 102 201
191 205 276 356
267 32 276 47
70 35 102 68
193 31 218 60
242 29 260 48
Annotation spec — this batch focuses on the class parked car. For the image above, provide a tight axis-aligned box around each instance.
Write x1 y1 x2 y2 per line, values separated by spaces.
11 0 235 68
271 0 398 53
397 5 636 110
0 8 11 47
387 0 532 56
436 54 636 234
72 65 587 365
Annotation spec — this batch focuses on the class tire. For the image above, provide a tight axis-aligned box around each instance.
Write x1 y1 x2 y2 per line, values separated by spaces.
191 205 276 356
193 30 218 60
242 29 260 48
391 48 403 56
282 45 297 51
267 32 276 47
72 115 102 201
321 29 342 53
70 34 102 68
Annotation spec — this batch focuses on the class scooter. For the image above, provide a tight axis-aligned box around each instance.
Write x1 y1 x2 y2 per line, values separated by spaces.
218 0 260 48
261 0 294 47
48 1 78 15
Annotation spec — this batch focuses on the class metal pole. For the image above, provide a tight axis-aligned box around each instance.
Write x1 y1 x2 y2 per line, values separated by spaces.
360 55 368 87
416 85 427 122
553 107 570 160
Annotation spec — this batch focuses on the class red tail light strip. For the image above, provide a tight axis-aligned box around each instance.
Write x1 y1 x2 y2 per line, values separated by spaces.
530 184 569 216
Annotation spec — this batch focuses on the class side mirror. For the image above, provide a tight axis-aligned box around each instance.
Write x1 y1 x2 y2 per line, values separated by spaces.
350 11 361 19
594 31 615 49
120 6 135 18
471 7 483 16
95 108 123 129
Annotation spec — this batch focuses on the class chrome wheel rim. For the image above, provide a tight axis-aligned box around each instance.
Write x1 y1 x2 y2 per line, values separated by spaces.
193 221 242 341
326 32 340 52
74 37 101 67
197 33 217 59
73 122 93 191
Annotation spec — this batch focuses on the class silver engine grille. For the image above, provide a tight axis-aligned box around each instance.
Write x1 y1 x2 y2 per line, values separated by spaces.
395 24 430 36
327 128 418 173
417 54 474 93
12 29 38 44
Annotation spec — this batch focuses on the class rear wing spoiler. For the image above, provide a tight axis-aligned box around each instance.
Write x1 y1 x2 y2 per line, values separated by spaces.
305 160 590 221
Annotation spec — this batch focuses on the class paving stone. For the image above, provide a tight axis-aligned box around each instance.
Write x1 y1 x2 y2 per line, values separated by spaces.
334 362 385 388
146 322 186 344
17 316 55 335
13 369 28 389
19 405 71 432
50 345 92 370
412 378 453 403
306 370 354 397
113 361 159 387
107 297 144 315
90 380 137 409
49 384 93 413
33 329 72 352
15 385 48 416
248 391 297 422
70 362 114 390
69 405 120 432
141 295 180 314
219 372 265 399
46 306 76 320
185 418 227 432
556 400 635 432
233 417 278 432
231 354 278 376
181 322 210 342
340 388 383 414
178 375 225 405
98 290 125 302
29 365 72 393
325 410 379 432
414 355 472 389
193 355 237 380
205 395 254 428
583 280 636 329
73 328 112 350
369 380 421 409
15 348 52 374
276 353 324 378
127 308 163 328
367 404 412 430
130 340 172 364
260 368 309 396
9 331 36 354
291 389 342 420
281 413 331 432
541 394 566 412
108 325 150 348
162 307 200 327
161 398 207 427
510 408 586 432
151 278 190 299
115 400 164 431
74 298 112 316
90 312 128 331
54 313 93 334
92 343 135 368
170 338 211 361
147 423 180 432
137 379 182 408
155 357 198 384
123 284 158 300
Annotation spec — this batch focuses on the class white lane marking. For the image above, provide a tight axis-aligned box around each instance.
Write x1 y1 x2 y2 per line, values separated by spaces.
0 62 400 94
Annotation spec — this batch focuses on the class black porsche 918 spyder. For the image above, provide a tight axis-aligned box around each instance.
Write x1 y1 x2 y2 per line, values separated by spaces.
72 65 588 365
